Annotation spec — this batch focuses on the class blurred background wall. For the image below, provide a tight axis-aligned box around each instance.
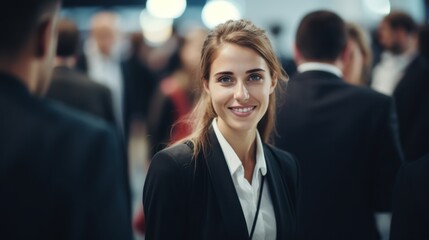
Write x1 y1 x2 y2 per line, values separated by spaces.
61 0 428 58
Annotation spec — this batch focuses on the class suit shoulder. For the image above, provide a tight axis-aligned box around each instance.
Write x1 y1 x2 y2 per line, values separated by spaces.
400 154 429 183
44 99 114 134
151 143 194 170
266 144 299 172
350 85 392 102
52 68 111 93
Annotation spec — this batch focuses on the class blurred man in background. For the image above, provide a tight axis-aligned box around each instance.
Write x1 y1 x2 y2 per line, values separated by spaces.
391 21 429 162
77 11 134 139
275 10 403 240
0 1 132 239
46 18 116 126
371 11 418 96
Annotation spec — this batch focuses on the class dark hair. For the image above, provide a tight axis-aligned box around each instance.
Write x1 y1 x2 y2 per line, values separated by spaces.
383 11 417 34
0 0 60 57
296 10 347 61
419 24 429 59
56 18 80 57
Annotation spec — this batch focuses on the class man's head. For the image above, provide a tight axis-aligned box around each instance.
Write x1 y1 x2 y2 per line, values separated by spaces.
90 12 121 57
0 0 61 95
295 10 347 64
378 11 417 54
57 18 80 58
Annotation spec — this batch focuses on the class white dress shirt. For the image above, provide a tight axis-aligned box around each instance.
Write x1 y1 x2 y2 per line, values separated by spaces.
371 51 416 96
297 62 343 77
84 39 124 132
212 119 276 240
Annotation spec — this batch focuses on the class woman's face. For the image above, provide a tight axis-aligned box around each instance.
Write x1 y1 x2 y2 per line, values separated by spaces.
344 39 364 85
204 43 276 136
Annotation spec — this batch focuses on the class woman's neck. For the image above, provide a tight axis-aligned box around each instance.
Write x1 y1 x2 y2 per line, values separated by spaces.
219 124 257 182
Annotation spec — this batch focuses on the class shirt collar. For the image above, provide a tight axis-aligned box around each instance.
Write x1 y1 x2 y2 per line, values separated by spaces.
212 118 267 177
297 62 343 77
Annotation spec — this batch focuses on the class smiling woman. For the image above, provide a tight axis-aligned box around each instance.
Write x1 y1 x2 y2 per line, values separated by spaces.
205 43 276 150
143 19 300 240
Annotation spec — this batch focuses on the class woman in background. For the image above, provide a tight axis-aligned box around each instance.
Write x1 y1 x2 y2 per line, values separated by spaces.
143 19 299 240
343 22 373 86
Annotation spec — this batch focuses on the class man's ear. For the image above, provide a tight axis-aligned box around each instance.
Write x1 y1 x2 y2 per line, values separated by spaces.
293 44 303 65
35 18 54 58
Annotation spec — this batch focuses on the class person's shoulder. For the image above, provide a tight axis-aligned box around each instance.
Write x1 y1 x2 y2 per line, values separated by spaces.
151 142 194 168
44 99 114 134
340 83 393 108
266 144 295 161
265 144 299 172
352 84 391 99
53 67 110 92
400 154 429 182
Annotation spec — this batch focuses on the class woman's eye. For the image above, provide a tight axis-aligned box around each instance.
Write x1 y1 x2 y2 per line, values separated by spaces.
218 76 232 83
249 74 262 81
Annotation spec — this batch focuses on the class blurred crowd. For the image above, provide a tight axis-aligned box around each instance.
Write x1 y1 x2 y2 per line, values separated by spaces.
1 1 429 239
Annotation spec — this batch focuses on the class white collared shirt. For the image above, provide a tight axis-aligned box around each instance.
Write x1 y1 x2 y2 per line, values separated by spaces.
84 39 124 132
212 119 276 240
371 51 416 96
298 62 343 77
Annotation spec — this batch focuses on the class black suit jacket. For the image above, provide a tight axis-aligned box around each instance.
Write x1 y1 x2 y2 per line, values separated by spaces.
143 128 300 240
390 153 429 240
0 72 132 239
393 55 429 161
76 54 135 138
275 70 403 240
46 66 115 126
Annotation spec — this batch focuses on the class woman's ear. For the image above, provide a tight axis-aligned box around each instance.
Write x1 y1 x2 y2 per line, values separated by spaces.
203 79 210 95
269 74 278 94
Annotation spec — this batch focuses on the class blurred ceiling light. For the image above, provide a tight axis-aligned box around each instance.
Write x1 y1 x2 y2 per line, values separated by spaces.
140 9 173 46
364 0 391 15
202 0 242 29
146 0 186 19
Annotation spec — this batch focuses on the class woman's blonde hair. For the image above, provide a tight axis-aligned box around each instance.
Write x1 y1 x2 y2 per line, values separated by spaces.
177 19 288 158
347 22 373 85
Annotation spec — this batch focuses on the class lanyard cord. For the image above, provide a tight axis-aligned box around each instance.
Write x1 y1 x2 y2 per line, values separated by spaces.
249 174 266 240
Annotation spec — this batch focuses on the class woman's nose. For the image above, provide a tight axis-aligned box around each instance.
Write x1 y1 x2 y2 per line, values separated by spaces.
234 83 249 102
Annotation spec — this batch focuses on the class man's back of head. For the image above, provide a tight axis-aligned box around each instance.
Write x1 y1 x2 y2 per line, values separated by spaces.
0 0 61 95
295 10 347 63
57 18 80 59
0 0 60 59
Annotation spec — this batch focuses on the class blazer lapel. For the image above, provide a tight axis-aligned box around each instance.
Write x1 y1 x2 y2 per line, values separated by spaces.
264 144 294 239
205 129 249 239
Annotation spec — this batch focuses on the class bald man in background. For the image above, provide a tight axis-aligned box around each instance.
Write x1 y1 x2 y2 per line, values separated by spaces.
77 11 134 139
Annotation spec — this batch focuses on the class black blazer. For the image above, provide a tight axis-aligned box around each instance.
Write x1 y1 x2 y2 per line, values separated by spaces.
390 153 429 240
275 70 403 240
143 128 300 240
46 66 116 126
393 55 429 161
0 72 132 239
